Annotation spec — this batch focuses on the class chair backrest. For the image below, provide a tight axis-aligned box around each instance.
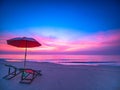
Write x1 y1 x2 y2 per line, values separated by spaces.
5 64 17 69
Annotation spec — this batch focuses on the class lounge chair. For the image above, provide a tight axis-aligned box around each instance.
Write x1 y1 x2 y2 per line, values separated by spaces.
3 64 22 80
3 64 42 84
19 68 42 84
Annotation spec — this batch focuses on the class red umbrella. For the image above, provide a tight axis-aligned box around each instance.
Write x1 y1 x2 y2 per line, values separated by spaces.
7 37 41 68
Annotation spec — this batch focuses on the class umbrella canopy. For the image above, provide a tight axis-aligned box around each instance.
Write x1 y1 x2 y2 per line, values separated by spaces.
7 37 41 48
7 37 41 68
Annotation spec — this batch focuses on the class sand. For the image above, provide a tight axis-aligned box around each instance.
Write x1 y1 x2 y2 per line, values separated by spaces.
0 59 120 90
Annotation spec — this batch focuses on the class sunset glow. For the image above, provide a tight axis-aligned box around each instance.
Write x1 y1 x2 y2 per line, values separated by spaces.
0 0 120 55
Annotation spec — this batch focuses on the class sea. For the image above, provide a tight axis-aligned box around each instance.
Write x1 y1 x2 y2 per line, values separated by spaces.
0 54 120 66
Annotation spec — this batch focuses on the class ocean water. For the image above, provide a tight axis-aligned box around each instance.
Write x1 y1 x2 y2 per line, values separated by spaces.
0 54 120 66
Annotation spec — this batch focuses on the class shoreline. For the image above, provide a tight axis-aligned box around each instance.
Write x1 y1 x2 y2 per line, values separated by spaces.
1 58 120 66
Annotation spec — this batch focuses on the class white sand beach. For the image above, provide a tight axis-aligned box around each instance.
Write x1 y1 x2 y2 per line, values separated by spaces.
0 59 120 90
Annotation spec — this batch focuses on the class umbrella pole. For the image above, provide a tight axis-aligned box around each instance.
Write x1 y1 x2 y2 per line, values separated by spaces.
24 45 27 69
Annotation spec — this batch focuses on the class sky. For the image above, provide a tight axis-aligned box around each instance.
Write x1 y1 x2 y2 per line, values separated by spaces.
0 0 120 55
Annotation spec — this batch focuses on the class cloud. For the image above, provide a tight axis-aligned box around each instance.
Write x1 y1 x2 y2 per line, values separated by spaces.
0 28 120 55
31 29 120 54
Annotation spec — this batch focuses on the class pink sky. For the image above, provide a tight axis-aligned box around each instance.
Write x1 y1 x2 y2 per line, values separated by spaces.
0 29 120 55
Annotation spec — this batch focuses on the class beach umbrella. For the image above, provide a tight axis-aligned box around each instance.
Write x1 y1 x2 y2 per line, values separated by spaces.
7 37 41 68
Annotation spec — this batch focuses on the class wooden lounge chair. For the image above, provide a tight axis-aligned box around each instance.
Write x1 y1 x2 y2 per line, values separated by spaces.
3 64 22 80
19 68 42 84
